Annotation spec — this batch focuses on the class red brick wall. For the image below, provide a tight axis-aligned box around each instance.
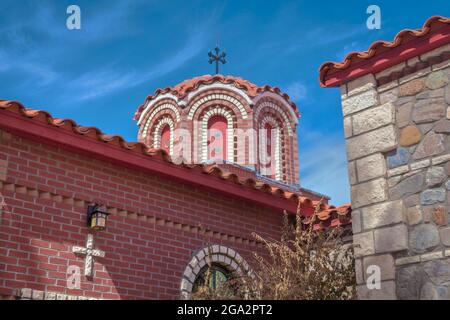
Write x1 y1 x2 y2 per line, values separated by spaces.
0 130 283 299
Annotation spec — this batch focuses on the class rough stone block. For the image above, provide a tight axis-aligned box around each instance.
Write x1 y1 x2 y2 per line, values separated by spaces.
445 179 450 190
388 176 402 188
440 227 450 246
374 224 408 253
425 166 446 188
432 154 450 165
348 161 357 185
396 102 413 128
361 200 405 230
357 280 396 300
434 119 450 133
400 67 431 84
356 153 386 182
387 165 410 178
420 188 446 205
396 255 421 266
353 231 375 257
379 87 398 105
399 79 425 97
411 159 430 171
347 125 397 161
420 251 444 262
432 206 447 226
389 172 424 200
412 98 446 124
351 178 387 209
407 205 423 225
404 194 420 207
399 126 421 147
352 209 362 234
352 102 394 135
363 254 395 281
417 88 445 100
425 70 449 90
386 147 410 169
355 259 364 285
409 223 440 253
446 83 450 105
343 116 352 138
342 89 378 116
347 73 377 96
413 132 445 160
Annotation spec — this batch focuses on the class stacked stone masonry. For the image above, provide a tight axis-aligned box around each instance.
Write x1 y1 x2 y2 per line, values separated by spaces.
341 45 450 300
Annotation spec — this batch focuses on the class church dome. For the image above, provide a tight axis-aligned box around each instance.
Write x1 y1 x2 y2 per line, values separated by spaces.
134 74 301 185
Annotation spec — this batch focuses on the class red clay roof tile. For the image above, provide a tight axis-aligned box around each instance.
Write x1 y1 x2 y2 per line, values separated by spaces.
134 74 299 120
319 16 450 87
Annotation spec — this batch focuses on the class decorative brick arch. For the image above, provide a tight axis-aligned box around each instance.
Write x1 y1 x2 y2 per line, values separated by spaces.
140 103 181 139
200 106 235 163
253 100 294 135
259 115 283 181
187 93 248 120
180 245 251 300
138 101 181 126
152 116 175 155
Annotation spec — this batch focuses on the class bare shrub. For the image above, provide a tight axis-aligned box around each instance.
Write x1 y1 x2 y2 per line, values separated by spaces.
191 200 356 300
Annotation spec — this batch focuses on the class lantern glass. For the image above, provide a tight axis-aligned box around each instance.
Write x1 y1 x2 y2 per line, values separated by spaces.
91 211 107 230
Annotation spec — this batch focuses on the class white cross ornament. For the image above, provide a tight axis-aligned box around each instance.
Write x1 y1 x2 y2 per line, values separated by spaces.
72 234 105 277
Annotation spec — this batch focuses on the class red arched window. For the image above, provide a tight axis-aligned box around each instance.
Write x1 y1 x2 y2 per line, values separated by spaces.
264 123 275 179
160 124 171 154
207 115 227 161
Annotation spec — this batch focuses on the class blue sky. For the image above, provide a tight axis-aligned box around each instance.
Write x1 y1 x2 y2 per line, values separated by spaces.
1 1 449 204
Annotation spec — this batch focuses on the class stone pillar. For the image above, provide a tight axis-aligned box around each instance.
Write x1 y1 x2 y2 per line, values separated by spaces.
342 73 405 299
339 45 450 299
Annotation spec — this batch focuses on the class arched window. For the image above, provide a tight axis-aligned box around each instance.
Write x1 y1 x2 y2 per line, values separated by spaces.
160 124 171 155
192 264 230 293
207 115 228 162
153 116 174 155
263 123 275 179
180 245 252 300
259 117 282 180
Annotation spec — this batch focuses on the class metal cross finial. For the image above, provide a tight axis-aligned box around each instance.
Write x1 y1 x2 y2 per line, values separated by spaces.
72 234 105 277
208 46 226 74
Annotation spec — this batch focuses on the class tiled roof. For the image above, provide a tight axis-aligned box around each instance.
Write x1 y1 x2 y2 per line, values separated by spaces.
134 74 299 120
0 99 350 229
319 16 450 87
304 203 352 231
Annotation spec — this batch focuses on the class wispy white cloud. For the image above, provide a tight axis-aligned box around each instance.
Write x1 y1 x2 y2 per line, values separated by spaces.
283 23 368 55
298 131 350 204
68 21 209 102
284 81 308 102
1 1 218 103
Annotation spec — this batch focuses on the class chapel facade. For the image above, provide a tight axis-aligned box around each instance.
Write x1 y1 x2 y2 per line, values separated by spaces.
0 75 350 300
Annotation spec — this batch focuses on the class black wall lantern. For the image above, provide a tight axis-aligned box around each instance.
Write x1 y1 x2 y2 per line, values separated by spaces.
87 204 110 231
